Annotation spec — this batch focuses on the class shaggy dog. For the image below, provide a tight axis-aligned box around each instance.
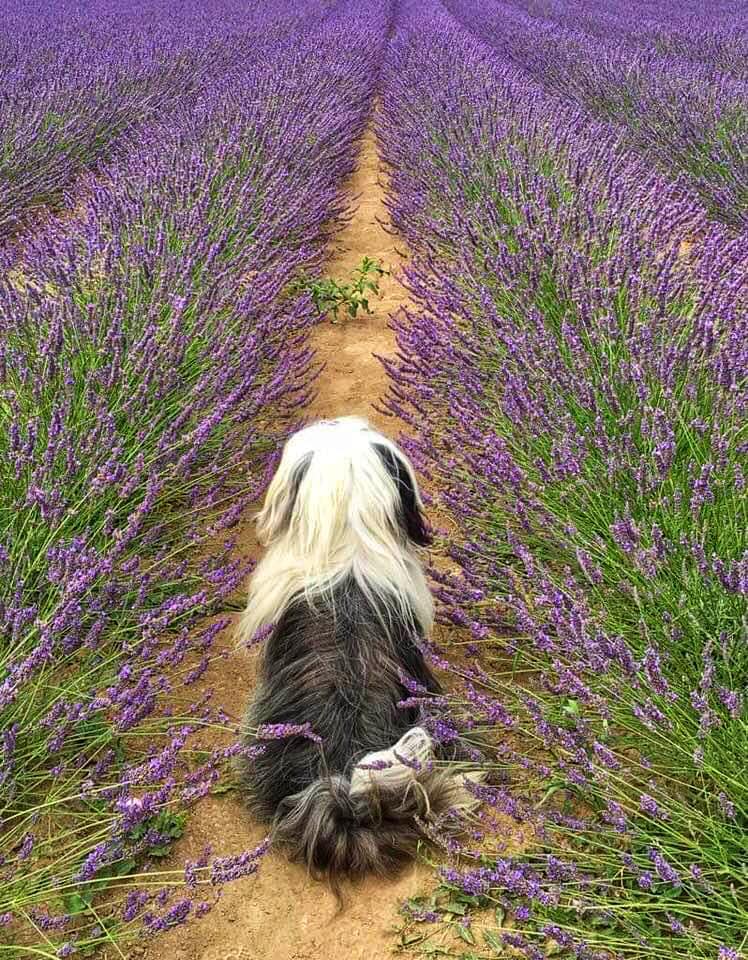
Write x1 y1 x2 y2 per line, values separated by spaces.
237 416 476 880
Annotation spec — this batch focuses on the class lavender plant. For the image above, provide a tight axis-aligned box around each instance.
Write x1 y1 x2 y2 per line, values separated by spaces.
0 0 331 244
446 0 748 230
380 7 748 957
0 4 384 953
504 0 748 81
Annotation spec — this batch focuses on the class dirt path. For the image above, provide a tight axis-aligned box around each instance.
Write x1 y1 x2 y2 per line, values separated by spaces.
140 127 436 960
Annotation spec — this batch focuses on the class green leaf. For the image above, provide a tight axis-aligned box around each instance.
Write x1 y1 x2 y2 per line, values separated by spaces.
147 844 172 857
400 932 424 946
444 901 467 915
64 892 93 915
545 939 565 956
494 906 505 927
484 930 504 954
406 896 429 910
454 893 483 906
456 924 476 945
656 884 685 901
210 781 238 795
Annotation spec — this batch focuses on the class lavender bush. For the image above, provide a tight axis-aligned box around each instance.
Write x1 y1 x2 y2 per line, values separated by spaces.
503 0 748 82
0 0 325 243
0 4 383 953
380 6 748 957
446 0 748 230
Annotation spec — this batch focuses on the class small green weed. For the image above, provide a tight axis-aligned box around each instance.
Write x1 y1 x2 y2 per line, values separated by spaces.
291 256 389 323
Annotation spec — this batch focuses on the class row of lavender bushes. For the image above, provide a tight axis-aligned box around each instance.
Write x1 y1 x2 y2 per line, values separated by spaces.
380 4 748 958
444 0 748 230
503 0 748 81
0 0 326 243
0 4 384 954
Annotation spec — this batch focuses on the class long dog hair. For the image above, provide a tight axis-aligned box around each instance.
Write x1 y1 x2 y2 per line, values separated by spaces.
236 416 478 881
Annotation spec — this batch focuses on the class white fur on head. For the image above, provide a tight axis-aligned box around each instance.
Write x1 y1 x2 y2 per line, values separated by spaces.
240 416 434 643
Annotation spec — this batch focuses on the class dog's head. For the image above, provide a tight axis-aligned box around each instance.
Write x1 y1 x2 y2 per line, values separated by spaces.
255 416 431 549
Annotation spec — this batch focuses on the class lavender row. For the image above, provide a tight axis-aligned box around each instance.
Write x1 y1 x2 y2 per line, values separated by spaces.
0 5 385 952
0 0 326 244
380 4 748 957
502 0 748 81
446 0 748 230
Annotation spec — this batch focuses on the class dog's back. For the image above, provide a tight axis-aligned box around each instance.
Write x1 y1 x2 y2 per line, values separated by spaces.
241 576 438 811
238 577 473 880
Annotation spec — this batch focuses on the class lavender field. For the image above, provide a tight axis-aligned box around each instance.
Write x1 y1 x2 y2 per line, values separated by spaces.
1 0 746 958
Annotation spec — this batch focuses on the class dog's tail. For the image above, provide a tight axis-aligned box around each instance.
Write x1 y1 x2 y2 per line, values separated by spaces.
271 727 479 881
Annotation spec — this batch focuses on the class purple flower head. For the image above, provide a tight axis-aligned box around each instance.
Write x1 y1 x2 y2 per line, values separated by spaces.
255 723 322 745
637 871 654 891
717 687 743 720
356 758 395 771
667 914 687 935
143 898 192 933
210 837 270 886
648 847 681 887
718 948 740 960
639 794 669 821
18 832 35 861
246 623 275 649
406 907 440 923
122 891 150 923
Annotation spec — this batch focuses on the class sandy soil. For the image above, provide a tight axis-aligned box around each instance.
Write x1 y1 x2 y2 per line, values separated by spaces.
138 127 438 960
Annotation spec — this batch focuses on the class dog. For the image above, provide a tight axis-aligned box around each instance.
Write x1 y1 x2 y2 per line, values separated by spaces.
236 416 478 881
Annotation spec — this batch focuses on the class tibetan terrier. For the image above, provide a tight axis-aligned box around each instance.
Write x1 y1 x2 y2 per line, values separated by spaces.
237 416 477 881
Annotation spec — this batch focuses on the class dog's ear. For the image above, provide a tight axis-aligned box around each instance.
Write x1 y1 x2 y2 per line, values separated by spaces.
374 444 432 547
256 452 312 543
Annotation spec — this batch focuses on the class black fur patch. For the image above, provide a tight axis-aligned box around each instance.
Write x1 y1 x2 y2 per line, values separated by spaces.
236 578 462 880
278 452 312 533
373 444 432 547
239 577 440 815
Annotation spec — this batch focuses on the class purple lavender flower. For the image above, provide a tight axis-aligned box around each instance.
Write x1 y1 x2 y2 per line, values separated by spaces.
648 847 681 887
718 948 741 960
17 833 35 861
717 687 743 720
210 837 270 886
143 899 192 933
255 723 322 745
639 794 669 821
667 914 687 935
637 872 654 891
2 10 388 948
